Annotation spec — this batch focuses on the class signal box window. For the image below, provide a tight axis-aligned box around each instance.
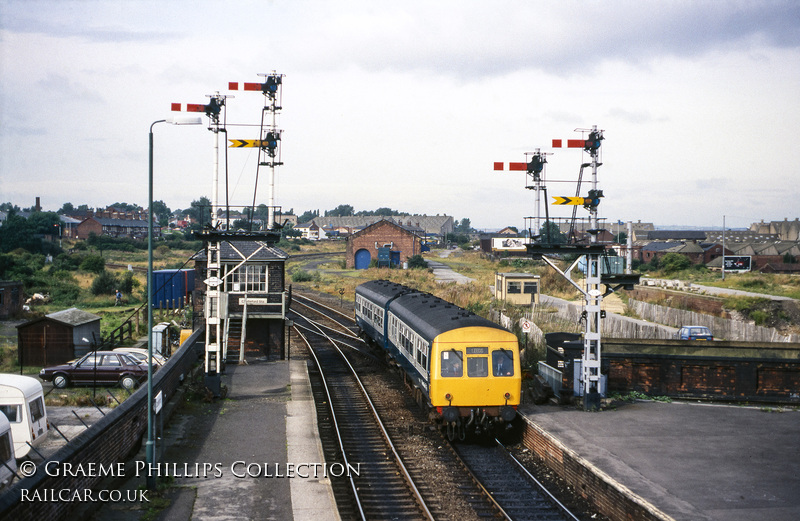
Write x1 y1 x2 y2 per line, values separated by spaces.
523 282 538 294
507 281 521 294
441 351 462 377
492 350 514 376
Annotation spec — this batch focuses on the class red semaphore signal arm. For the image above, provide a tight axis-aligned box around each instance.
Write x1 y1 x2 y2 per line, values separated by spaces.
228 82 263 91
493 162 528 171
171 103 207 112
552 139 587 148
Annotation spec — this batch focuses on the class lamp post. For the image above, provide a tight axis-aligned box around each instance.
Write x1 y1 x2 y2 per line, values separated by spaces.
147 115 202 489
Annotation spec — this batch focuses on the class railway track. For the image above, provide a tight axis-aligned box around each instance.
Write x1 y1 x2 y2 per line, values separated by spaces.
452 440 580 521
291 290 584 521
293 308 433 520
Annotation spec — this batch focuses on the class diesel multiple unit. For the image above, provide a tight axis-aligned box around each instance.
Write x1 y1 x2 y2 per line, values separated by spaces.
355 280 521 439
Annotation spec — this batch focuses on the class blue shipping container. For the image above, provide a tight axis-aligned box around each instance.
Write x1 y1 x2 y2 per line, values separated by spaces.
152 269 195 309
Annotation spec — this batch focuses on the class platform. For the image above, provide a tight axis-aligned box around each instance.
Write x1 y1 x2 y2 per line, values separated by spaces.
520 400 800 521
93 358 338 521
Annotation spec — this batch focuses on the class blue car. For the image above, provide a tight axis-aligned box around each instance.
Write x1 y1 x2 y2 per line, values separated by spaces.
677 326 713 341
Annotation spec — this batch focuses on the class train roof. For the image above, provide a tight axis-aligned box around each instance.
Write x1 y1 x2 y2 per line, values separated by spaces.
356 280 507 342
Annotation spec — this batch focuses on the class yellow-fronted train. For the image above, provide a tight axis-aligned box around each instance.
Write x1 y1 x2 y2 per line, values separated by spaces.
355 280 521 440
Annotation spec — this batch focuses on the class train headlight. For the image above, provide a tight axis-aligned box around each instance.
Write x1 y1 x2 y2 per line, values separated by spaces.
445 393 452 403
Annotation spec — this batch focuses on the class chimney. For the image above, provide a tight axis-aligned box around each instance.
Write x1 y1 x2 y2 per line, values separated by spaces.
35 197 41 212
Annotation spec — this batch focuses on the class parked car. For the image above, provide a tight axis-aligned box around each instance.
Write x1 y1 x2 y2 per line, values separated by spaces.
113 347 167 368
677 326 714 341
39 351 148 390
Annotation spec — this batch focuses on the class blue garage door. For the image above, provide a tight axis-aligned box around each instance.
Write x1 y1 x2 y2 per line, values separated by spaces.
354 249 371 270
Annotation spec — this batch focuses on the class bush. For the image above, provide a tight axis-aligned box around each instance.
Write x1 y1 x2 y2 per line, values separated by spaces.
406 255 428 269
90 270 118 296
80 254 106 274
292 270 320 283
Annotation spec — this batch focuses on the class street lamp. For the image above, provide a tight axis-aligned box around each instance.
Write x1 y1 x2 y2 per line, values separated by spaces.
147 115 202 489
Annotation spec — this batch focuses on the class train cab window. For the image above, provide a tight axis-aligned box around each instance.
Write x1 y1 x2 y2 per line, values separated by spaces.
467 356 489 377
441 351 462 377
492 350 514 377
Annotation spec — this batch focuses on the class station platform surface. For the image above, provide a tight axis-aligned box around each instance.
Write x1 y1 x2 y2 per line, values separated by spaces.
521 400 800 521
94 358 339 521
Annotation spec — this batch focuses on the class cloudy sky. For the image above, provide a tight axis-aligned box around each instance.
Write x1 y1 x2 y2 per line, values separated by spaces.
1 1 798 230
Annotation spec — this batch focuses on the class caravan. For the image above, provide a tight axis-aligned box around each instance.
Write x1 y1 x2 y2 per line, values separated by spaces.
0 415 17 488
0 374 49 459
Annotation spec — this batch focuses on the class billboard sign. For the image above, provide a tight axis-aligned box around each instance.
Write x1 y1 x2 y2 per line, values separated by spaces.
491 237 530 252
723 256 751 271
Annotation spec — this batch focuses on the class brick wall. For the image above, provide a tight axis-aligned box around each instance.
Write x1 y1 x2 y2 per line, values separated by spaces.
345 220 422 268
0 330 201 520
520 418 673 521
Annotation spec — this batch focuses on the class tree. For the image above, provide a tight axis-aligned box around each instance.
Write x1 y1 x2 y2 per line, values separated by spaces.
325 204 354 217
152 200 171 228
455 218 472 234
27 211 61 236
188 197 212 226
660 252 691 274
0 212 42 253
297 209 319 223
539 221 567 244
614 232 628 244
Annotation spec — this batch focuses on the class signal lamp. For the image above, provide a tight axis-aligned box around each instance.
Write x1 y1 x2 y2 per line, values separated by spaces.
204 98 222 117
527 154 545 177
584 129 603 151
263 75 282 96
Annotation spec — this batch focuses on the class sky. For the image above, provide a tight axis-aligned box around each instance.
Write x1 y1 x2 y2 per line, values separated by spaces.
1 1 799 231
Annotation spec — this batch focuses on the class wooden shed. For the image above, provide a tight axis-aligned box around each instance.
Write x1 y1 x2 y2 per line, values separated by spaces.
16 308 101 366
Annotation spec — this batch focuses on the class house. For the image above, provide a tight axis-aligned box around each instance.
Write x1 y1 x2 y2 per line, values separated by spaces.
346 219 426 269
295 221 326 241
17 308 101 366
76 209 158 240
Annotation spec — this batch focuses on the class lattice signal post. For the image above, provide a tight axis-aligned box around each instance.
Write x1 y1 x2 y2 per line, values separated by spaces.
229 72 284 230
172 93 233 395
494 149 551 236
499 126 639 410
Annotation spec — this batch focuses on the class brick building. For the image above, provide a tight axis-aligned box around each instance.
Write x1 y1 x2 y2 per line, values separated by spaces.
75 209 159 240
346 219 425 269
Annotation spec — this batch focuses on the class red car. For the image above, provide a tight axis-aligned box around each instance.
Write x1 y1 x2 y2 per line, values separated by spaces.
39 351 148 390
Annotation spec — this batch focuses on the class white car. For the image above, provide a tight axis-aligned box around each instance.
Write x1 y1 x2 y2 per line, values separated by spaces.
113 348 167 367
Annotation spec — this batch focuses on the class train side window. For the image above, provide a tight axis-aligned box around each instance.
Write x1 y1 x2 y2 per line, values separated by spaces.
440 351 462 377
492 350 514 377
467 356 488 377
